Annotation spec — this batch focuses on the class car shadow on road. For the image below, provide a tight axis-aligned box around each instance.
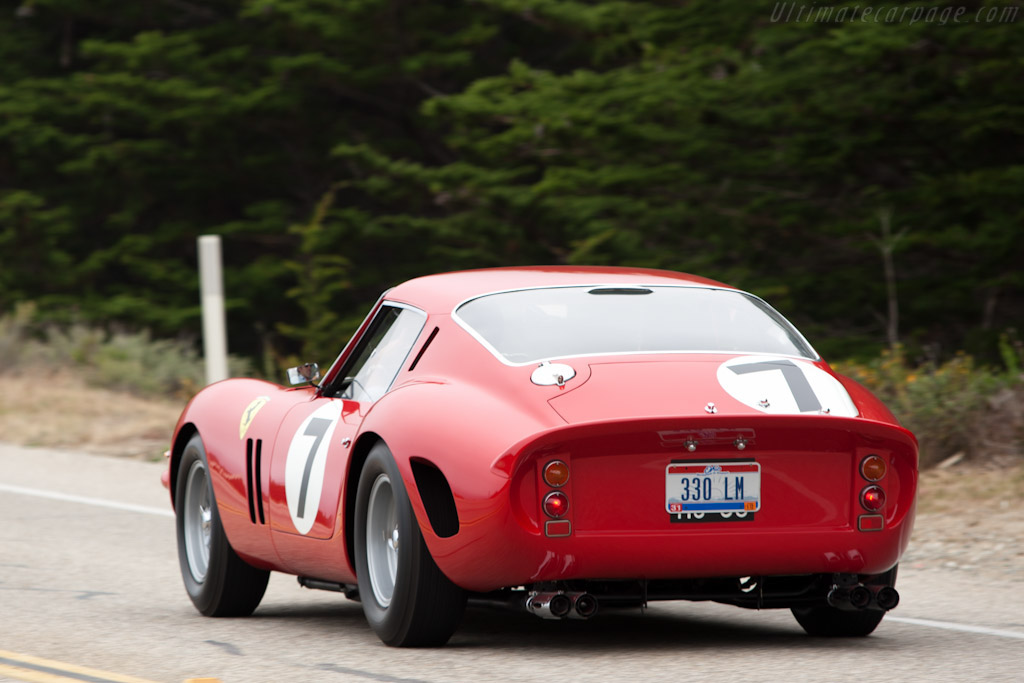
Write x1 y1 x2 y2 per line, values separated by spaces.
452 606 794 651
244 597 893 654
450 604 902 653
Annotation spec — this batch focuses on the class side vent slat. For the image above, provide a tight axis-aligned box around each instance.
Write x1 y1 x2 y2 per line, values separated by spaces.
255 439 265 524
245 438 267 525
408 326 439 371
245 438 257 524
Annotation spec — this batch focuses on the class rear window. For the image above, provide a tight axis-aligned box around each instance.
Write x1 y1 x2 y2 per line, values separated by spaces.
454 285 816 364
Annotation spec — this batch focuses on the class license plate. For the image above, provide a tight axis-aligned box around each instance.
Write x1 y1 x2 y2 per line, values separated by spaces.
666 462 761 517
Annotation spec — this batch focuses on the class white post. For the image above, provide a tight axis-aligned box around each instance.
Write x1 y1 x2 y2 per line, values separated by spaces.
198 235 229 384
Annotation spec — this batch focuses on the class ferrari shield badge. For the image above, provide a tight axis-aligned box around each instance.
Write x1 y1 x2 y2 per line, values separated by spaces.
239 396 271 439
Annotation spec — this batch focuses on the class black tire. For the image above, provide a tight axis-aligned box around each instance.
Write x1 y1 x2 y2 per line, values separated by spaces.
175 433 269 617
354 442 466 647
791 606 885 637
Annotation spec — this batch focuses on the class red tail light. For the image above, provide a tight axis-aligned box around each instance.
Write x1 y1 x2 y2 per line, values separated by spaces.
860 485 886 511
543 491 569 518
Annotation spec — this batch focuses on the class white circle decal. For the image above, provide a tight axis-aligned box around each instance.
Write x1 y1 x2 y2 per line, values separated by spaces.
285 401 344 534
717 356 858 417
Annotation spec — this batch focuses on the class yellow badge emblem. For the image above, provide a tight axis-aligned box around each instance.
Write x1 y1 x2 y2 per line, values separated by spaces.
239 396 270 439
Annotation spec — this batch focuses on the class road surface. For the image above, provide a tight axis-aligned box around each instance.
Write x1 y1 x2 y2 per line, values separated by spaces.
1 444 1021 682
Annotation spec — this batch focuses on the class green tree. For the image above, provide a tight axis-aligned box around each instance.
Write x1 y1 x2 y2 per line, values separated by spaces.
328 0 1024 361
2 0 1022 369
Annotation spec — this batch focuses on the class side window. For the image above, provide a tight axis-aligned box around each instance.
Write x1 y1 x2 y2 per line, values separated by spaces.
335 305 426 403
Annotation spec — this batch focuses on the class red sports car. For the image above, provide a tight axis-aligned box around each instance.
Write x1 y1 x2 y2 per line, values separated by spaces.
164 267 917 646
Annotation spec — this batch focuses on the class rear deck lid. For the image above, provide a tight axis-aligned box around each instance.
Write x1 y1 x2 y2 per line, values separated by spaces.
548 356 858 424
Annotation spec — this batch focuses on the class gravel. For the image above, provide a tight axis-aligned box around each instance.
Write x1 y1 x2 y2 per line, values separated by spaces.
902 462 1024 582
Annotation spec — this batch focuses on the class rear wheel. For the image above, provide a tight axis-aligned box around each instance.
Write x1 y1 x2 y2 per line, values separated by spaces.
175 433 269 616
354 442 466 646
791 606 885 637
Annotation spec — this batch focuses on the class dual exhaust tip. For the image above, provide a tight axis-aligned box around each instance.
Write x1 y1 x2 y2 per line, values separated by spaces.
827 584 900 611
526 591 598 620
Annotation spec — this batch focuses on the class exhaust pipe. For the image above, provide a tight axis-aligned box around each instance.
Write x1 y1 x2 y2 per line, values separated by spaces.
849 585 872 609
827 584 872 610
565 592 599 619
876 586 900 611
827 583 899 611
526 592 573 619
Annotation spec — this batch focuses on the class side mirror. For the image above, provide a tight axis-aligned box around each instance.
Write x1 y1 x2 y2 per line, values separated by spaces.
286 362 320 386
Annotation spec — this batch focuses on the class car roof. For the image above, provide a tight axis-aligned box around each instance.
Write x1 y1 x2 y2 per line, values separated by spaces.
386 266 736 313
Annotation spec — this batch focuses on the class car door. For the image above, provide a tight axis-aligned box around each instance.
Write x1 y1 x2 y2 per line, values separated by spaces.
266 303 428 569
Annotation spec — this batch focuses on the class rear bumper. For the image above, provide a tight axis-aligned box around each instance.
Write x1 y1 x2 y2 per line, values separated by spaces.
420 414 917 592
432 510 914 591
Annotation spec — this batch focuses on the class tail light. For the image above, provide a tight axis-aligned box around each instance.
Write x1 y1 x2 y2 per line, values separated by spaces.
860 454 887 481
857 454 887 525
543 460 570 487
860 485 886 512
543 491 569 518
540 458 571 534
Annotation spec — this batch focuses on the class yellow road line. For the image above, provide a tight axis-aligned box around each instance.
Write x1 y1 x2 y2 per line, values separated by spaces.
0 661 75 683
0 650 160 683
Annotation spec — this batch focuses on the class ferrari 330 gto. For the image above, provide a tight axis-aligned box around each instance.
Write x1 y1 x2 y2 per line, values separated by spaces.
163 267 917 646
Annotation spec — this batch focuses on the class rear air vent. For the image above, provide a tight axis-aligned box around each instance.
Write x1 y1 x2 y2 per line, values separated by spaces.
410 459 459 538
587 287 652 295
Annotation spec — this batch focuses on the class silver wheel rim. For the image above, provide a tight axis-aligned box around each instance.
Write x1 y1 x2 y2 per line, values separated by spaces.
183 458 212 583
366 473 399 608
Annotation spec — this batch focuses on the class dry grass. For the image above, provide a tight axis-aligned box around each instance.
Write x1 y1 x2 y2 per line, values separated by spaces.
0 372 184 460
917 458 1024 515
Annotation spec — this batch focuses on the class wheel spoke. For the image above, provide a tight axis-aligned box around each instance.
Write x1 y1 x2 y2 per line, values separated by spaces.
366 474 397 607
183 459 211 583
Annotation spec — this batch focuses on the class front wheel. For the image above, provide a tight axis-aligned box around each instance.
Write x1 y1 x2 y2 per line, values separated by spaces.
175 433 269 616
354 442 466 646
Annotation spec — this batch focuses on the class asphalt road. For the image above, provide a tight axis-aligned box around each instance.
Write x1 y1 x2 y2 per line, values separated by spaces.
1 444 1021 683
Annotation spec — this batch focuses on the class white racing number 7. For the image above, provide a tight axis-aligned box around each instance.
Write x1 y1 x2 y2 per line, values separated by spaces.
716 356 859 417
729 359 822 413
285 401 345 535
296 417 331 519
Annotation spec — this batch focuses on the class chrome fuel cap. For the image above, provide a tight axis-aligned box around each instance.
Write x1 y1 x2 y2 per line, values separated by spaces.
531 362 577 387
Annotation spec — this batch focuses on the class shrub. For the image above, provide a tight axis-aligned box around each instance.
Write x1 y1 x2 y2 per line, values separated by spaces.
0 303 249 399
834 345 1024 467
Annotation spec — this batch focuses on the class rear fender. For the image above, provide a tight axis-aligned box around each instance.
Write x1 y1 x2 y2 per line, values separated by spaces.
352 378 563 546
835 374 902 425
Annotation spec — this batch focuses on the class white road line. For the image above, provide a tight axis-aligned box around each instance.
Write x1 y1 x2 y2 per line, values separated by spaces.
0 483 174 518
887 615 1024 640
